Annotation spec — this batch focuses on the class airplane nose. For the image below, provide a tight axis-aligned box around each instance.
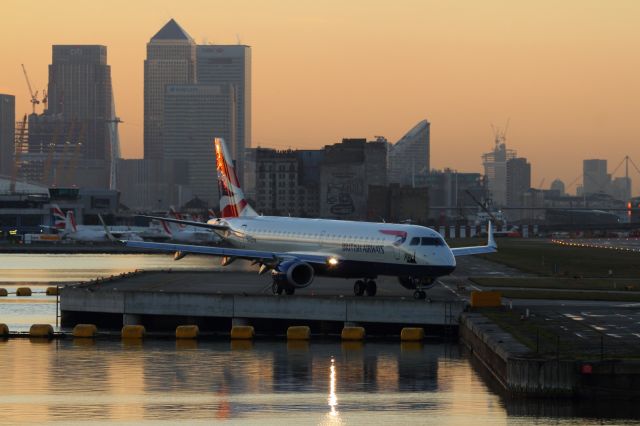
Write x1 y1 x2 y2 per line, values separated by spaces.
445 248 456 267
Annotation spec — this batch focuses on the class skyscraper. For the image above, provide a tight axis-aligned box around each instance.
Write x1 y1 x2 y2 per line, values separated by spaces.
506 157 531 207
482 135 516 207
0 94 15 177
163 84 235 206
144 19 196 159
197 45 251 182
583 159 609 196
388 120 430 186
36 45 114 187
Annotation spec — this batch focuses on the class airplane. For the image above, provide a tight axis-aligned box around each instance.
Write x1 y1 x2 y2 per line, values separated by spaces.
55 209 144 242
157 212 221 244
120 138 497 299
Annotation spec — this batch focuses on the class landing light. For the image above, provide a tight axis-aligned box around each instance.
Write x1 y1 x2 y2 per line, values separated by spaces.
327 257 339 267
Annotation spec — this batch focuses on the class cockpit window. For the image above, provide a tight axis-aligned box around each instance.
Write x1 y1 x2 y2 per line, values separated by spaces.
421 237 444 246
410 237 420 246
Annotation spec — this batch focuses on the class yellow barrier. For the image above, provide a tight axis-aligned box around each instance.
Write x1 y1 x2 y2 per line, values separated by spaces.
46 287 59 296
470 291 502 308
121 325 146 339
0 288 7 297
176 325 199 339
0 323 8 336
400 327 425 342
16 287 32 297
29 324 54 338
230 325 255 340
341 326 365 341
73 324 97 338
287 326 311 340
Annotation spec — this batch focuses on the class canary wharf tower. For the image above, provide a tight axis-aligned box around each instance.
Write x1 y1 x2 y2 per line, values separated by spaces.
144 19 196 159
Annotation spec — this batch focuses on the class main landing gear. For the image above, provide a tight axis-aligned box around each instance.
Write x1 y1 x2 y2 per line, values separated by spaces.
272 282 295 295
353 279 377 297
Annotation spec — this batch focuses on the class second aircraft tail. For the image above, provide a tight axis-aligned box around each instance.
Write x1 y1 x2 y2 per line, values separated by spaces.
214 138 257 218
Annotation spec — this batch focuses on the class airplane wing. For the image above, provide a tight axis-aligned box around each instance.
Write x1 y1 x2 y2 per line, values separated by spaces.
140 215 229 231
450 222 497 257
121 240 335 265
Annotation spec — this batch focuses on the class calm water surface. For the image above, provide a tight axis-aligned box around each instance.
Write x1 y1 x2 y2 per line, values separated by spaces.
0 254 638 424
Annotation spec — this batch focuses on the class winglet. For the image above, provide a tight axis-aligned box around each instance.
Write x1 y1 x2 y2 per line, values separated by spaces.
98 214 119 243
488 221 497 249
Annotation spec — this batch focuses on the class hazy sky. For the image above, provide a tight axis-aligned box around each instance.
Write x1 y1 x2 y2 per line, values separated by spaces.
2 0 640 195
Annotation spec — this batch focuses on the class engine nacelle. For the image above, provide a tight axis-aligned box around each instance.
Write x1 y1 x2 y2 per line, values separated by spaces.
272 260 315 288
398 276 436 290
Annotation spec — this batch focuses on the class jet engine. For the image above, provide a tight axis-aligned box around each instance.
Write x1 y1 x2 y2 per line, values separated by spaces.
272 260 315 288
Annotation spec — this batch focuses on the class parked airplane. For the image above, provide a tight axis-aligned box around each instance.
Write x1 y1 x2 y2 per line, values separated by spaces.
121 138 496 299
52 204 164 241
54 209 143 242
157 212 221 244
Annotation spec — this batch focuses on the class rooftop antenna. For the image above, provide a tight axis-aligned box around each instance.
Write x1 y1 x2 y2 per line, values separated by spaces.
236 34 242 45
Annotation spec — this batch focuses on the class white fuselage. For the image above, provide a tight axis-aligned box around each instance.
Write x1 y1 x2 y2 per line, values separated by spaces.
209 215 456 275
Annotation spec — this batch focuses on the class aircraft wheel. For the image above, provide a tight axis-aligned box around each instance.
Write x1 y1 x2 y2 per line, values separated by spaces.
272 282 283 295
285 286 295 295
354 280 365 296
365 280 377 297
413 290 426 300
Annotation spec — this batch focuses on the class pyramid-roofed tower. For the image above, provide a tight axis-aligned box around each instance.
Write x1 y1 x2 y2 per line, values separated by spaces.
151 19 194 42
144 19 196 160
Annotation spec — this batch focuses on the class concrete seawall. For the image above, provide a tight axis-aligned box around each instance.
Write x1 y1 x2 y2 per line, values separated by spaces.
460 312 640 398
60 273 463 336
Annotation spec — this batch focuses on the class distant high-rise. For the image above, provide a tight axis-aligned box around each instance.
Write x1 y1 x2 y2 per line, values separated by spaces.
37 45 114 187
482 135 516 207
388 120 430 186
197 45 251 183
163 84 235 206
506 157 531 207
583 159 609 196
0 94 15 177
320 138 387 220
144 19 196 159
550 179 565 196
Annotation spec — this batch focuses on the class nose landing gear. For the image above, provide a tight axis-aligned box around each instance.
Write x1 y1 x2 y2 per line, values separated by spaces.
354 279 377 296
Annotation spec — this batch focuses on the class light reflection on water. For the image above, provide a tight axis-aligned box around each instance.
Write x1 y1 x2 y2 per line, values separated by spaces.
0 253 246 283
0 339 637 425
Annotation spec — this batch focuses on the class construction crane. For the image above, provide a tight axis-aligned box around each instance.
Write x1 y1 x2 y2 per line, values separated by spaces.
10 114 28 193
21 64 40 114
538 177 546 189
41 89 48 111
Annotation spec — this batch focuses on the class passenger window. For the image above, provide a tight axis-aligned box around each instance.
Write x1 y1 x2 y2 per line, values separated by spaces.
410 237 420 246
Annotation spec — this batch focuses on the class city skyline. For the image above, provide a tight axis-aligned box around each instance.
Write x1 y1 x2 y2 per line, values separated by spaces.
2 1 640 194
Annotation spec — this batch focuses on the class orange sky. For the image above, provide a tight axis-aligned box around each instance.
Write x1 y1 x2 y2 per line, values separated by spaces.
2 0 640 195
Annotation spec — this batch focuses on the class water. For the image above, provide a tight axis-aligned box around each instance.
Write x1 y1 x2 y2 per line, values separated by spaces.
0 254 639 424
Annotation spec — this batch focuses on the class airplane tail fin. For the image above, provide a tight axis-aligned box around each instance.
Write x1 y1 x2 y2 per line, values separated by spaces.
169 206 187 229
51 204 66 230
214 137 257 218
65 210 78 234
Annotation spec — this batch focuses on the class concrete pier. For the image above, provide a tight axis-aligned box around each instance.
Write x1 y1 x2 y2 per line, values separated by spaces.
60 270 463 336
